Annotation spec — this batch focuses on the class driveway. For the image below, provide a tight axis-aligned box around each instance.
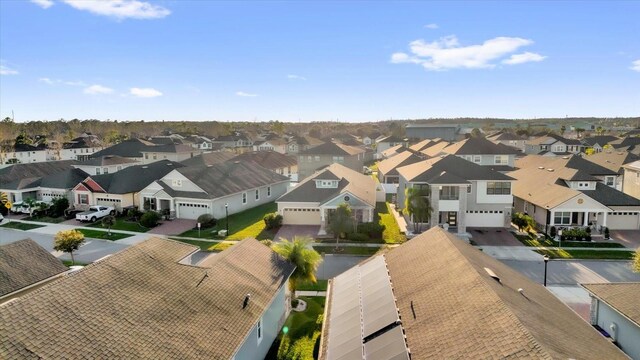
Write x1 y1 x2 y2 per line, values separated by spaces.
609 230 640 249
274 225 320 241
149 219 196 235
468 228 522 246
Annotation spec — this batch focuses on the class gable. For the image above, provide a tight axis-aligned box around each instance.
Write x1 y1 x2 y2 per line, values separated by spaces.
554 194 610 211
321 191 371 208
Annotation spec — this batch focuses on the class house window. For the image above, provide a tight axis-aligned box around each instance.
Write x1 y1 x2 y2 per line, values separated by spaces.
255 189 260 201
172 179 182 187
117 166 122 171
473 155 481 164
315 156 320 162
143 197 157 210
145 153 149 159
332 156 344 163
103 168 108 174
494 155 508 165
96 168 101 175
257 317 263 344
467 185 472 194
153 154 157 160
307 156 312 162
439 186 459 200
486 182 511 195
267 186 271 197
242 192 247 204
78 194 88 204
554 211 571 225
605 176 614 186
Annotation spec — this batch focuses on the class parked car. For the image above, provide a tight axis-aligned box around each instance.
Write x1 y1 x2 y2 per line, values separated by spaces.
76 206 115 222
20 201 49 216
10 201 27 214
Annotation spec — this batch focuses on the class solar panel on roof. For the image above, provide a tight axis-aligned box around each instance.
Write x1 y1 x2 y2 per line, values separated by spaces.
326 266 363 360
363 326 410 360
360 257 400 338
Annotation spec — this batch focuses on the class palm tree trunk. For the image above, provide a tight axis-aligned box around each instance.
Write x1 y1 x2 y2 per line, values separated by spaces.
70 251 75 266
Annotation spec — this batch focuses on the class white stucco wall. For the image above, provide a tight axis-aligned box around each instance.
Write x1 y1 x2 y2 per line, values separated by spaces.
593 299 640 359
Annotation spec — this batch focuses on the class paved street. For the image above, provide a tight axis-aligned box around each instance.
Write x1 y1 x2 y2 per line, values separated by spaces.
316 254 366 280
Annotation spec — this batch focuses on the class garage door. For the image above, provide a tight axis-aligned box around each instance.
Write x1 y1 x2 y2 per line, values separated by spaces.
607 212 640 230
177 202 210 220
282 208 322 225
466 210 506 228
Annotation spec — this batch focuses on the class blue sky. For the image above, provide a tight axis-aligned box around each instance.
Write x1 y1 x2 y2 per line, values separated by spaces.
1 1 638 122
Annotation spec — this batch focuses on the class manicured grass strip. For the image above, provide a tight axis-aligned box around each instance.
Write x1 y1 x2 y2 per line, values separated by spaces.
88 218 149 233
276 296 325 359
376 202 406 244
313 245 381 256
0 222 45 231
170 238 237 252
515 233 626 248
179 202 277 240
297 279 328 292
28 216 66 224
535 249 635 260
76 229 132 241
62 260 89 267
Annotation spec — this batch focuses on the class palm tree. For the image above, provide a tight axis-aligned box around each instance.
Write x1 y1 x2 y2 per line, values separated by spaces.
272 236 323 296
102 215 116 236
404 186 433 233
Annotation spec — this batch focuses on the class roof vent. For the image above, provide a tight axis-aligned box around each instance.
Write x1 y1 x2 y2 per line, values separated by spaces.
234 161 240 164
538 166 544 170
142 166 148 169
546 168 554 172
484 267 501 283
243 294 251 309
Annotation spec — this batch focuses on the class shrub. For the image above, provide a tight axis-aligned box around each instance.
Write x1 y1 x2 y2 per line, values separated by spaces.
586 226 591 234
512 212 535 232
260 239 274 247
559 227 591 241
549 226 557 238
49 197 69 217
347 232 370 242
604 227 610 239
140 211 161 228
196 213 217 228
263 212 283 230
127 208 141 221
357 222 385 238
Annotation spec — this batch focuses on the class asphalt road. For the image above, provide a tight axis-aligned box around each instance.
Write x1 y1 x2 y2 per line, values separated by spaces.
316 254 366 280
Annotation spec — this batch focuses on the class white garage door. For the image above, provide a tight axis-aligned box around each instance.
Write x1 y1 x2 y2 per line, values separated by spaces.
177 202 210 220
282 208 322 225
466 210 505 228
607 212 640 230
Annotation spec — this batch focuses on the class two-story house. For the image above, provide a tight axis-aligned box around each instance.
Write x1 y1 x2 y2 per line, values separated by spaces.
286 135 323 154
59 135 103 161
298 141 366 179
0 143 48 165
377 151 423 184
397 155 514 234
212 133 254 149
90 138 156 162
253 138 288 154
582 150 640 191
72 155 139 176
440 137 520 172
525 134 584 156
140 144 201 164
375 135 406 159
622 160 640 199
486 131 527 153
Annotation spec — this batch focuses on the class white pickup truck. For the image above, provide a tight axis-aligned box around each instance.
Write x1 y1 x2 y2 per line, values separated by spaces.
76 205 115 222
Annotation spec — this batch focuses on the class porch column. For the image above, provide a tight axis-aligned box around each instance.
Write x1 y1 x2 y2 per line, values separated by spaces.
549 211 555 226
602 211 607 227
369 208 374 222
457 185 467 234
429 185 440 229
318 209 327 235
583 212 589 226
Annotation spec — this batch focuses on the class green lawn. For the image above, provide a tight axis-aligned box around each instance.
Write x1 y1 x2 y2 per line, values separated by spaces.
376 202 406 244
0 222 45 231
170 238 238 252
61 260 89 267
515 233 626 248
275 296 325 360
76 228 133 241
313 245 382 256
28 215 66 223
297 279 328 292
535 249 635 260
179 202 277 240
88 218 149 233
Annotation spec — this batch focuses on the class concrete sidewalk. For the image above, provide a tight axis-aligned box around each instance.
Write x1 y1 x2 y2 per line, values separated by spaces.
479 246 544 261
295 291 327 297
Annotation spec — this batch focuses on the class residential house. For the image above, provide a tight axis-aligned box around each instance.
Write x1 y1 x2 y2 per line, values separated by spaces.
379 144 408 159
0 160 81 203
231 151 298 181
583 150 640 191
0 238 295 360
72 160 185 212
90 138 156 162
140 143 201 164
440 137 520 172
622 160 640 199
486 131 527 152
377 151 423 184
276 163 376 235
179 151 237 167
139 161 289 219
320 227 627 360
185 135 215 151
72 155 140 176
212 133 254 149
510 155 640 230
405 123 462 141
375 135 406 159
525 134 584 155
298 141 366 179
408 138 443 153
148 135 186 145
0 239 69 303
58 135 103 161
286 135 323 154
0 143 48 165
397 155 514 233
420 140 451 158
253 138 289 154
612 136 640 153
582 135 619 153
582 283 640 359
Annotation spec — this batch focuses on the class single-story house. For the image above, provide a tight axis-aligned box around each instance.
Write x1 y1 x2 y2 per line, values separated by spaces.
90 138 156 162
0 238 296 360
72 155 140 175
231 151 299 181
1 168 88 205
140 143 202 164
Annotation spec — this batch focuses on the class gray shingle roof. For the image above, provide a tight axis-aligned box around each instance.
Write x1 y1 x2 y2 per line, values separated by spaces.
566 155 618 176
299 141 365 156
582 283 640 327
0 239 67 297
582 135 619 147
398 155 513 183
443 137 520 155
580 182 640 206
0 238 295 359
90 138 155 158
0 160 79 186
180 152 237 167
76 155 139 166
89 160 185 194
230 151 297 170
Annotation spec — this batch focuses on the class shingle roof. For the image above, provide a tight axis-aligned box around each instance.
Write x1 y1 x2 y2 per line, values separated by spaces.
0 238 295 359
488 132 526 141
90 138 156 158
76 155 140 167
408 138 442 152
230 151 297 170
277 163 376 206
582 135 620 147
380 144 406 158
583 150 640 174
176 161 289 199
89 160 185 194
377 227 627 359
582 283 640 327
0 160 79 186
421 141 451 157
299 141 365 156
580 182 640 206
179 151 237 167
141 143 196 153
377 151 423 177
397 155 513 183
566 155 618 176
0 239 67 297
442 137 520 155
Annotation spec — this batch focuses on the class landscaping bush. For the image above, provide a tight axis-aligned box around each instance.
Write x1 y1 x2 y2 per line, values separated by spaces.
356 222 385 239
549 226 557 239
49 197 69 218
127 208 142 221
347 232 370 242
559 227 591 241
604 227 610 239
263 212 283 230
512 212 535 232
140 211 161 228
196 214 217 228
0 205 7 216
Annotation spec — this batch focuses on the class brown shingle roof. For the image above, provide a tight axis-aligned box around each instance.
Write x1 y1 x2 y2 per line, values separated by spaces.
0 238 295 359
0 239 67 297
582 283 640 327
300 141 365 156
376 151 423 177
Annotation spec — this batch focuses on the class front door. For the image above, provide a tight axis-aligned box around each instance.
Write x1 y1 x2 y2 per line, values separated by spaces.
572 212 579 225
448 212 457 227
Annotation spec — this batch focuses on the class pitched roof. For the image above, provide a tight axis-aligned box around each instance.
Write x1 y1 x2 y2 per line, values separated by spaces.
380 144 406 158
0 238 295 359
420 141 451 157
277 163 376 206
325 227 626 359
580 182 640 206
442 137 520 155
377 151 423 177
89 160 185 194
397 155 513 183
300 141 365 156
179 152 237 167
230 151 297 170
0 160 79 186
175 161 289 198
408 138 442 152
582 283 640 327
510 158 584 208
565 155 618 176
76 155 139 167
584 150 640 174
91 138 156 158
488 132 526 141
142 143 196 153
0 239 67 297
376 135 405 143
582 135 619 147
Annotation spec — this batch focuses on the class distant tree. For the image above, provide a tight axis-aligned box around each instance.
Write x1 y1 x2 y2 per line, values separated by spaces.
101 215 116 236
575 127 585 138
327 203 354 249
470 128 483 138
14 131 30 146
270 120 285 135
560 125 566 136
54 229 85 265
633 248 640 273
404 186 433 233
271 236 322 296
595 126 605 136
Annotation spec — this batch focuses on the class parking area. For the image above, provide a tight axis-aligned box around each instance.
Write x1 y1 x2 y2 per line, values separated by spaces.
273 225 320 242
610 230 640 249
468 227 522 246
150 219 197 235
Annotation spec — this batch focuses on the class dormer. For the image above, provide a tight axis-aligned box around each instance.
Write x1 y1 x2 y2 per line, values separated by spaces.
315 179 339 188
566 180 597 191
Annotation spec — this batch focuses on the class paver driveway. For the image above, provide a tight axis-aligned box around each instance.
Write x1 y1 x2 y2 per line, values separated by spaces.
273 225 320 241
468 227 522 246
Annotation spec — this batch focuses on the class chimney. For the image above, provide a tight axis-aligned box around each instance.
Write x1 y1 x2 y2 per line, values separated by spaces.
243 294 251 309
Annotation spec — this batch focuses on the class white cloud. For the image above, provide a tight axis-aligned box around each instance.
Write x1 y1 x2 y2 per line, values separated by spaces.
130 87 162 97
30 0 54 9
64 80 86 86
39 77 55 84
424 23 439 29
84 84 114 94
236 91 258 97
62 0 170 19
287 74 307 81
0 65 19 75
502 52 547 65
391 35 544 70
631 59 640 72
